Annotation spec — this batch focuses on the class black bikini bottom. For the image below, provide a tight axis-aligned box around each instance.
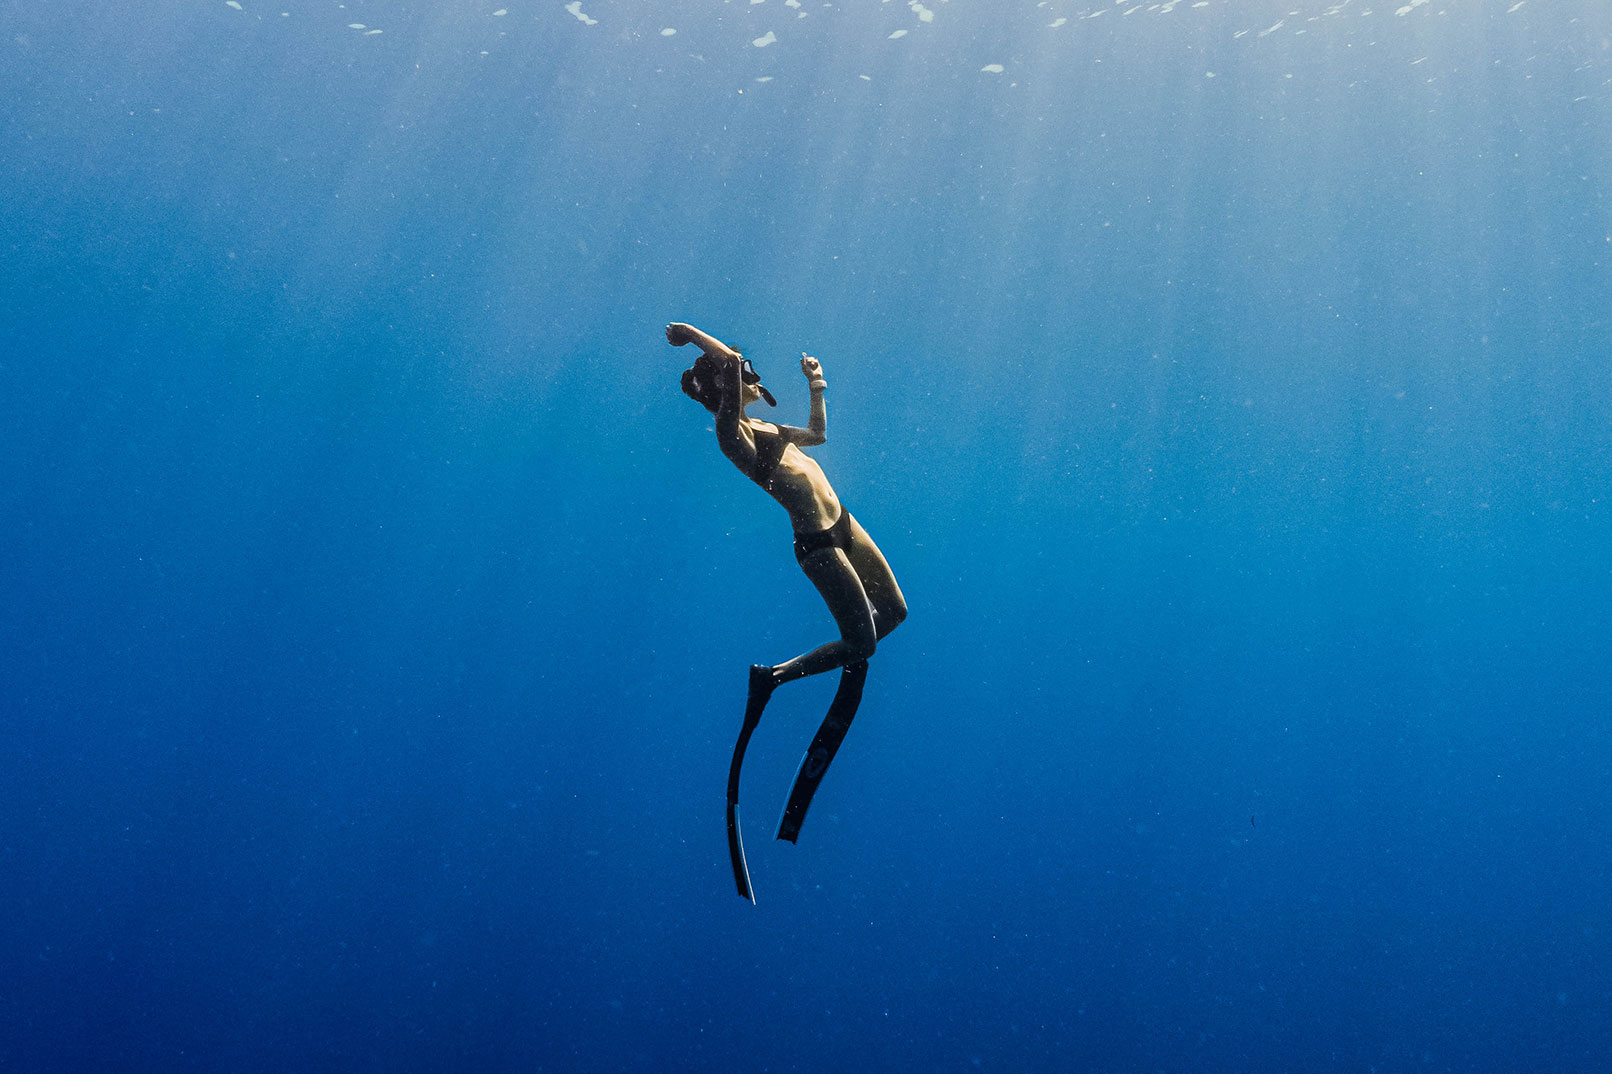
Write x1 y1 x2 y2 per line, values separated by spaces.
793 510 854 565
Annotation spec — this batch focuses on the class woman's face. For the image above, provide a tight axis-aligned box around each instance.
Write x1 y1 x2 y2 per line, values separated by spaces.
740 380 764 408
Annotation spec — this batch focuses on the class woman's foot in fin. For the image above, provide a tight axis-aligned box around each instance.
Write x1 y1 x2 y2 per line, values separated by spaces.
746 664 778 720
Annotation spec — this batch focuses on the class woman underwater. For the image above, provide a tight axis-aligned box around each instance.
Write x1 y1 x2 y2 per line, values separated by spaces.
666 321 906 897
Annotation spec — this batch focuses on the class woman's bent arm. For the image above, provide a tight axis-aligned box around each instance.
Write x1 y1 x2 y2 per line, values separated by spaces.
800 354 827 445
667 322 741 362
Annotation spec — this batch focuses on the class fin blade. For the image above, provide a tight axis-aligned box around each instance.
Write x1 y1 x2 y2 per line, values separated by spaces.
777 661 868 843
728 801 756 903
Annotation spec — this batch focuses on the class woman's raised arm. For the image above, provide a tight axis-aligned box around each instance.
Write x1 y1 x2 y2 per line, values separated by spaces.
776 353 827 447
666 322 742 363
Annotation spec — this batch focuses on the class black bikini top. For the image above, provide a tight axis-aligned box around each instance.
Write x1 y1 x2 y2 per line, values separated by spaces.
749 425 788 489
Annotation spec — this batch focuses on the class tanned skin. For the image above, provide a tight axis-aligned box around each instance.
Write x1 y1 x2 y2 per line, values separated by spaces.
668 322 906 686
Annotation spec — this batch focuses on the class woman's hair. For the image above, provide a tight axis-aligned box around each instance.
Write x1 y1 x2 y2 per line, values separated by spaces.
681 353 728 415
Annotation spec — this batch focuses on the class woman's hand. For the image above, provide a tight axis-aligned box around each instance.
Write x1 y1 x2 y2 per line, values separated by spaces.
666 323 696 346
800 352 827 390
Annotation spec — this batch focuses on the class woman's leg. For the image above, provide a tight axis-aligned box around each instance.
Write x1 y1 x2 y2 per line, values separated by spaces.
843 515 907 641
769 548 877 687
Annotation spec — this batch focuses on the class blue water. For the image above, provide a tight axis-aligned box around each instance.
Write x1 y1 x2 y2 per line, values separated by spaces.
3 1 1610 1070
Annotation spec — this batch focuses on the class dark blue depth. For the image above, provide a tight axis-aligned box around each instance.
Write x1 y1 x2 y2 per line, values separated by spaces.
3 2 1610 1071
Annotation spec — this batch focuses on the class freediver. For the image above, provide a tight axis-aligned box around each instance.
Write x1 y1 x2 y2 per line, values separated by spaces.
667 322 906 899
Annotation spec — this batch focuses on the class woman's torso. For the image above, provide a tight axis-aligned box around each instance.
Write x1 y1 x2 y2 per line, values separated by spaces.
745 422 841 534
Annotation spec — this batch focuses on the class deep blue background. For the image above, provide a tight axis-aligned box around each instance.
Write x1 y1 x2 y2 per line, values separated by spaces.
3 1 1610 1070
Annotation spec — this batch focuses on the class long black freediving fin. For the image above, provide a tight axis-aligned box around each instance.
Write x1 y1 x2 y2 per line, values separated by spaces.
776 659 868 844
726 666 776 903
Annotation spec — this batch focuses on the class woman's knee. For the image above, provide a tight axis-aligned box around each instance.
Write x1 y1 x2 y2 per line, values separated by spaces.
875 596 908 639
842 625 877 662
